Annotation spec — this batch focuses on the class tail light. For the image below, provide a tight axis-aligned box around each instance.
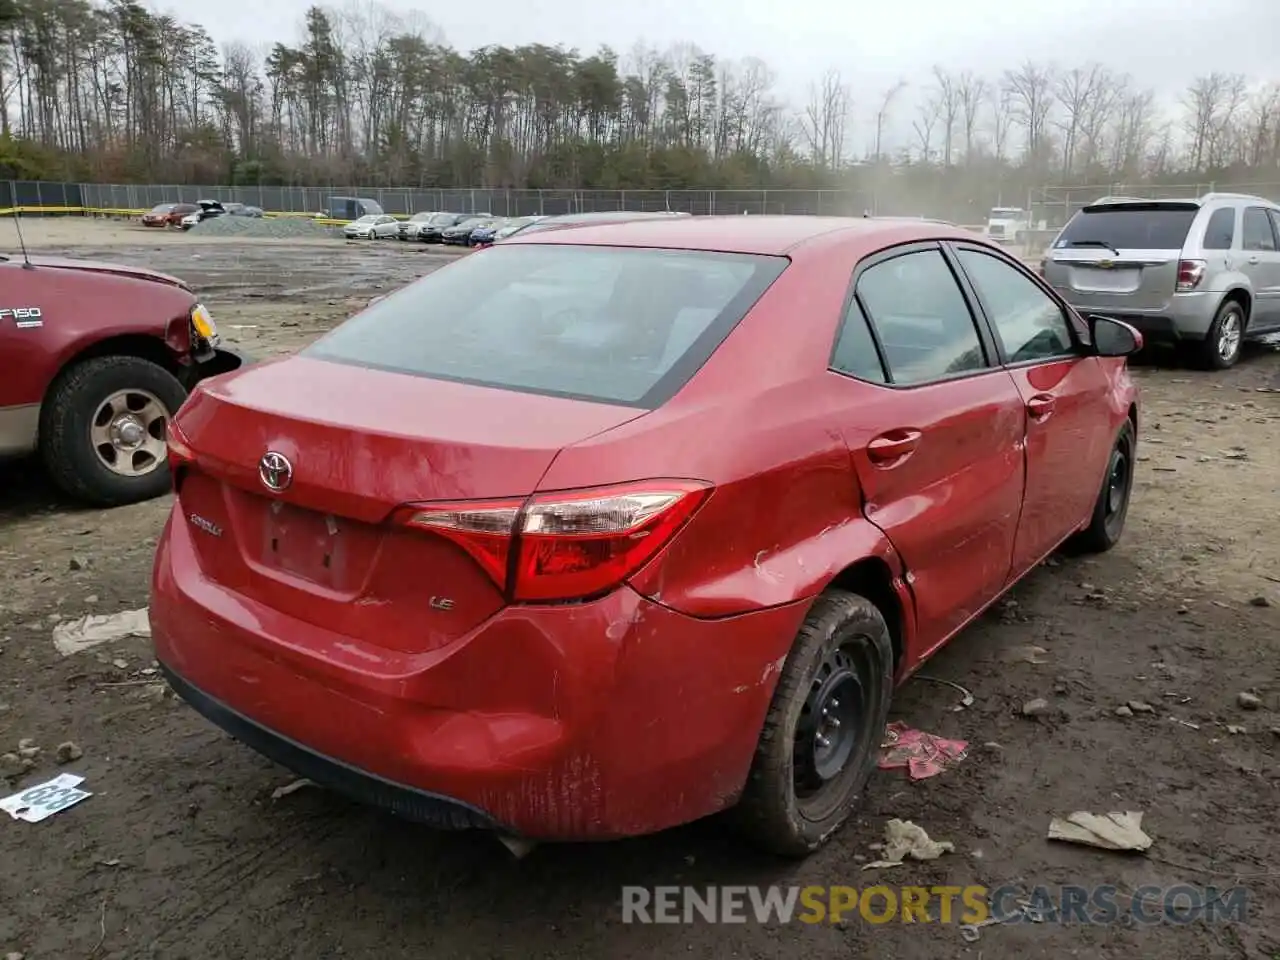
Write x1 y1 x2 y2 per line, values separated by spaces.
1176 259 1206 292
166 420 196 491
394 480 712 603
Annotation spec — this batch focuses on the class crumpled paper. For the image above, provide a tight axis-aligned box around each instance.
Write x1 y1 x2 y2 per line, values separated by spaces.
878 721 968 780
52 609 151 657
1047 811 1152 851
864 818 955 869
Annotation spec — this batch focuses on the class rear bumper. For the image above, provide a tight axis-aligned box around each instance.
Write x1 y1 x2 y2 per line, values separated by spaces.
151 508 807 839
1060 292 1220 343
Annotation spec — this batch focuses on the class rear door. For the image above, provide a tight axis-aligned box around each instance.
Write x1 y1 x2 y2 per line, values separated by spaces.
829 243 1026 653
950 243 1112 573
1042 202 1199 314
1243 207 1280 329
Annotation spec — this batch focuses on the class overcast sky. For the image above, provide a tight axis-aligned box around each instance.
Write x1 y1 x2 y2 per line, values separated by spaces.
165 0 1279 147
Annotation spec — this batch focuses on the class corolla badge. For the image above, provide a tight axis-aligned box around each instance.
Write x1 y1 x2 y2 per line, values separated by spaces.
259 451 293 491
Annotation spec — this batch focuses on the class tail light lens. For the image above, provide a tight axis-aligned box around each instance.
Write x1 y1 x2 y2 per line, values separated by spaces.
1176 259 1206 292
394 480 712 603
166 420 196 491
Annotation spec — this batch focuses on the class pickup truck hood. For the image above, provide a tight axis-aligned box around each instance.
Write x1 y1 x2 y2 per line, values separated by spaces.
25 256 191 291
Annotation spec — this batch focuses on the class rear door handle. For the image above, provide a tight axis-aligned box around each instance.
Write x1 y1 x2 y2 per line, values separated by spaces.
867 429 922 464
1027 394 1056 420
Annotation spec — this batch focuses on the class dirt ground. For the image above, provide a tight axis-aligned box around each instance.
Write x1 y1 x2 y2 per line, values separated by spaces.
2 219 1279 960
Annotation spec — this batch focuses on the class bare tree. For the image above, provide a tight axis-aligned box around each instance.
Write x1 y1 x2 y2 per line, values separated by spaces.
1054 64 1112 179
871 79 906 162
801 69 850 167
931 66 961 166
1107 88 1157 178
1003 61 1056 167
1183 73 1231 171
956 71 987 163
986 85 1015 163
912 93 942 162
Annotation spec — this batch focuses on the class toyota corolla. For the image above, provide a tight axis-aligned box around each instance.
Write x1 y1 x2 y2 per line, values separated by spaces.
152 216 1141 856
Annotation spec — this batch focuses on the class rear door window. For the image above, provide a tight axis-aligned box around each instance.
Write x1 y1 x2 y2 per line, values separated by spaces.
1056 205 1198 250
854 249 988 385
305 245 787 407
1243 208 1278 251
1202 208 1236 250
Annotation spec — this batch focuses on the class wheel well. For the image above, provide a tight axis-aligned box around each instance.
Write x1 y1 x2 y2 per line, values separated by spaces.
56 335 180 383
1223 288 1252 328
827 557 904 670
1128 402 1138 435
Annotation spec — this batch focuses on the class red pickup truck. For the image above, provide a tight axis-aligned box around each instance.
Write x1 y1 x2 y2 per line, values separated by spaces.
0 252 245 506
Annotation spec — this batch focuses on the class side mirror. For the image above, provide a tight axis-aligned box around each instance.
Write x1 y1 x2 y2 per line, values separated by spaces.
1089 315 1143 357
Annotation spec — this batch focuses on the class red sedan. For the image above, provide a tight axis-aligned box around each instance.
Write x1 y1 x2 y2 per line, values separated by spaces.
152 216 1141 857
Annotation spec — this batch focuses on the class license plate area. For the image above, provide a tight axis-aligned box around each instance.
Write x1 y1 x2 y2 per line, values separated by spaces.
1069 265 1142 293
244 496 377 591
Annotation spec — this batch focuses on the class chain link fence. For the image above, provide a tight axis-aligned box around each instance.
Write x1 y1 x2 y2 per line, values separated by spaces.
73 184 884 218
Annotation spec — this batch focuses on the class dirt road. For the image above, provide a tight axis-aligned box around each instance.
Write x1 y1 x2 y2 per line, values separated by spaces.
2 220 1279 959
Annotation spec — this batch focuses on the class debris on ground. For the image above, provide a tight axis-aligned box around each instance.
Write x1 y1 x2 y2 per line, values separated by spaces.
270 778 315 801
878 722 968 780
1115 705 1134 718
1238 691 1262 710
1004 644 1049 664
1021 698 1051 717
913 675 974 711
16 739 39 760
1127 700 1155 714
1047 811 1152 852
1226 725 1246 735
1249 596 1271 607
189 215 343 239
52 609 150 657
55 742 83 764
863 819 955 869
1 773 92 823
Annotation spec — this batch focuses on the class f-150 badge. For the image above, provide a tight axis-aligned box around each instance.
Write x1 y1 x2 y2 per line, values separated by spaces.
0 306 42 328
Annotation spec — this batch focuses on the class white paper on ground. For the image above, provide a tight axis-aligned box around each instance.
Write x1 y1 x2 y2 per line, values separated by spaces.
52 608 150 656
1 773 92 822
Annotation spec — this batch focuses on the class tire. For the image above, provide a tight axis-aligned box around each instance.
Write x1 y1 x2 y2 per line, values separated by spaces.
39 355 188 508
733 590 894 857
1195 299 1246 370
1068 419 1135 554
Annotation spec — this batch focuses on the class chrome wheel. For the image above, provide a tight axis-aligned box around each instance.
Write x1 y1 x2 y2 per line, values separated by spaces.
89 389 169 477
1218 309 1242 363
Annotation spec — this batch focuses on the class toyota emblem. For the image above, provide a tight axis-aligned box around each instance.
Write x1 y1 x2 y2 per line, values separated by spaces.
259 451 293 492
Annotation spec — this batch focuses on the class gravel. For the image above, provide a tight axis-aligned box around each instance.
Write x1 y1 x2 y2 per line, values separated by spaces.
188 215 343 239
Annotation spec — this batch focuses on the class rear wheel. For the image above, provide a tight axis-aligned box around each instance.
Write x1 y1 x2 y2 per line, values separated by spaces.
39 355 187 507
1195 299 1245 370
1069 420 1135 553
733 590 893 857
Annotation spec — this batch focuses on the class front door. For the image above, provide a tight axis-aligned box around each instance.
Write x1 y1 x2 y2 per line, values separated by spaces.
829 244 1026 653
1242 207 1280 329
950 244 1114 574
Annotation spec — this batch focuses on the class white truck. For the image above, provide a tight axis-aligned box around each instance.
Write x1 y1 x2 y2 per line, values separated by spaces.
985 207 1033 244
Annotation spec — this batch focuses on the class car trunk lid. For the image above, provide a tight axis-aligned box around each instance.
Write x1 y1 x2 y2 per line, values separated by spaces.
172 356 646 654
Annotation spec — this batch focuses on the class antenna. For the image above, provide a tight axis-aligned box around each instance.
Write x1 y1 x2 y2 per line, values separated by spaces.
13 209 33 269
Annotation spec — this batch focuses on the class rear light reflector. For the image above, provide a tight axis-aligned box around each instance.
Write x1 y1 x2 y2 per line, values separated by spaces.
394 480 712 603
1176 259 1206 292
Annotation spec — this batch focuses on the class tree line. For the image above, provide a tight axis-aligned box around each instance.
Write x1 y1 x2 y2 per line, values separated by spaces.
1 0 1279 199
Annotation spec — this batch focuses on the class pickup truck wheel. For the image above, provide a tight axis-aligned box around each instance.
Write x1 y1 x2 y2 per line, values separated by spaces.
732 590 893 857
40 356 188 507
1195 300 1245 370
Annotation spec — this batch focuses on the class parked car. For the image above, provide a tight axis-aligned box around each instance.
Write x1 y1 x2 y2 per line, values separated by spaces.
0 251 246 506
343 214 400 240
179 200 227 231
464 218 509 247
416 213 472 244
398 211 441 241
153 215 1141 857
441 216 495 246
1041 192 1280 370
322 196 384 221
141 203 199 228
225 202 264 218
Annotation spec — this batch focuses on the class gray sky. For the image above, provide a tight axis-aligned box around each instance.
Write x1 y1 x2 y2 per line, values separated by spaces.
173 0 1279 147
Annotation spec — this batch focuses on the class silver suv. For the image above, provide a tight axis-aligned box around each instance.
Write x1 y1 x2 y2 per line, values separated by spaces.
1041 193 1280 369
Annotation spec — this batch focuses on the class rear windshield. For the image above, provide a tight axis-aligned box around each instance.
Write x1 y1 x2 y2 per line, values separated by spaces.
305 244 787 407
1056 205 1198 250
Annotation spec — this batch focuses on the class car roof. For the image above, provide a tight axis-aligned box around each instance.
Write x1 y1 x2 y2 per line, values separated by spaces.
505 214 982 256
